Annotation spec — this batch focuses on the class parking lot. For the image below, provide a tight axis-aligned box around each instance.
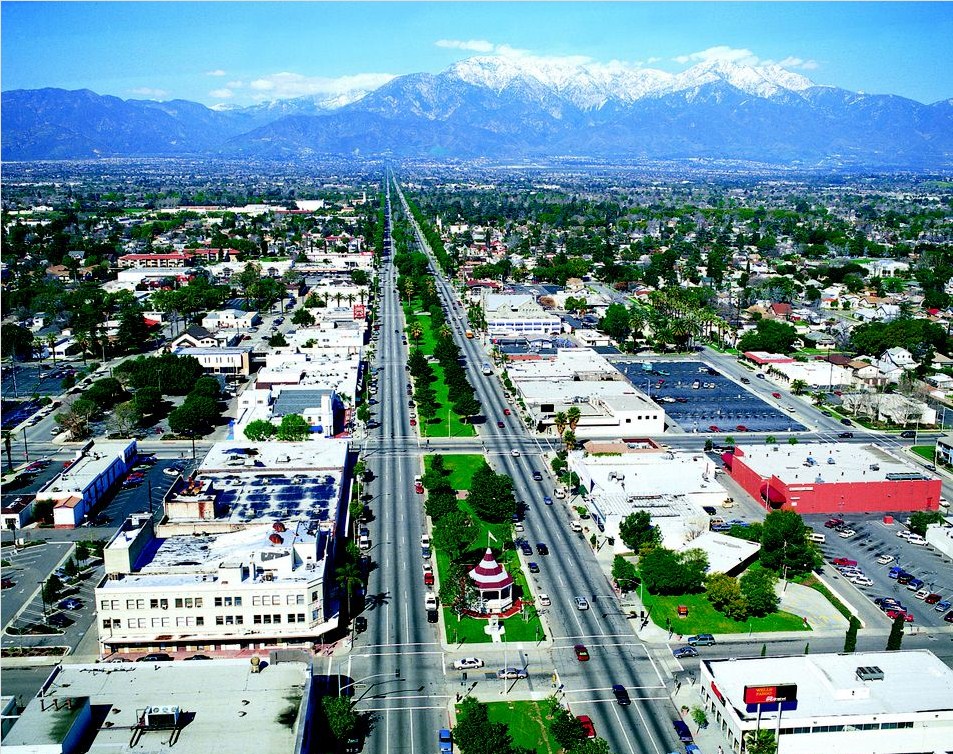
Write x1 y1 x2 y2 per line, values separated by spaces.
92 456 193 527
804 512 953 627
615 360 806 434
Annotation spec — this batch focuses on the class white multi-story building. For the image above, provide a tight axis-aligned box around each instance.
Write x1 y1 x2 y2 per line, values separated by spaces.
482 293 562 337
699 650 953 754
95 441 349 655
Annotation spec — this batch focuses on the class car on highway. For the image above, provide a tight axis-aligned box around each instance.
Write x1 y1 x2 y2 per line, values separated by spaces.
543 495 553 506
532 471 543 481
535 543 549 555
354 616 367 633
427 609 439 624
573 644 590 661
528 562 540 573
510 449 520 457
497 421 505 428
575 596 589 610
452 657 484 670
838 431 854 438
840 418 853 426
503 408 511 416
497 667 528 679
900 430 917 438
687 633 716 646
184 654 213 661
611 684 631 706
577 715 596 739
519 542 533 556
672 646 699 659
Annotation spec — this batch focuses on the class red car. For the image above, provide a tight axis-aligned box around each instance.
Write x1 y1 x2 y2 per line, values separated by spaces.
573 644 590 661
410 418 417 426
577 715 596 739
735 425 748 432
708 425 719 432
832 557 858 567
772 392 782 398
503 408 511 416
414 482 424 494
885 609 914 623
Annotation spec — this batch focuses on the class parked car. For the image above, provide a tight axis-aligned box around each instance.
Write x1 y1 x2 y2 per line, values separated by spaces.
528 562 540 573
354 616 367 633
876 554 895 565
537 593 551 606
184 654 213 661
438 728 453 753
825 519 846 529
426 609 439 624
831 557 857 567
673 720 694 743
497 667 528 680
907 579 925 591
138 653 173 662
519 542 533 556
687 634 716 646
672 646 699 659
934 600 951 612
838 431 854 438
57 598 82 610
452 657 484 670
46 613 73 628
900 430 917 438
577 715 596 739
885 609 914 623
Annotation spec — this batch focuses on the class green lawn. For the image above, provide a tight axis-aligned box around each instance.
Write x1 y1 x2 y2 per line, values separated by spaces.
424 454 485 491
641 589 810 634
481 701 560 754
911 445 935 462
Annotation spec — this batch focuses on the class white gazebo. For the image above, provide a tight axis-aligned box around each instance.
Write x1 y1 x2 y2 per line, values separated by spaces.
467 548 514 614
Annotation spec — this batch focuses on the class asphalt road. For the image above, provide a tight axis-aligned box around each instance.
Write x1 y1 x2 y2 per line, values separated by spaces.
348 185 447 754
396 180 683 754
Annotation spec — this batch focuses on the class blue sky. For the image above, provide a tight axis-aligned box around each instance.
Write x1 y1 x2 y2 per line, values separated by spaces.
2 2 951 105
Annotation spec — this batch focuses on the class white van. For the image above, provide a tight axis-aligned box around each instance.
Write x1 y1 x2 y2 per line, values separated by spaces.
807 532 826 543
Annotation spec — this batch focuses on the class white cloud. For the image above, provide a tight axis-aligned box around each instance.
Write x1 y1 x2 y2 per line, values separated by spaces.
206 69 226 77
129 87 168 99
674 45 818 71
435 39 496 53
210 88 234 99
246 71 396 101
226 80 245 89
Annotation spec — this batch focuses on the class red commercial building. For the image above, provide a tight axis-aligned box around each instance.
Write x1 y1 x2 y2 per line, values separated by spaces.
723 443 940 515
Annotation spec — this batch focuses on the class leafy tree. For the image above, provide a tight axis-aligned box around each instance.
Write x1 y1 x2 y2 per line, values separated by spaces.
569 739 611 754
453 698 516 754
244 419 277 442
599 302 632 341
291 308 315 327
550 708 586 751
639 547 709 595
745 730 778 754
55 398 98 438
739 566 779 617
192 376 222 400
618 511 661 552
276 413 310 441
759 510 819 577
133 386 163 416
425 489 460 523
611 554 640 592
321 696 358 740
737 319 798 354
1 323 34 360
908 510 943 537
113 353 204 395
433 510 476 562
168 395 219 436
116 299 151 353
84 377 127 409
453 393 481 423
42 575 63 607
705 572 749 621
63 557 80 579
268 332 288 347
886 613 905 651
108 400 143 436
844 615 860 653
468 462 517 523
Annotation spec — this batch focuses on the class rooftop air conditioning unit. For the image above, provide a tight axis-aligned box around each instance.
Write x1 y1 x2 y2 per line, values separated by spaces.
856 666 884 681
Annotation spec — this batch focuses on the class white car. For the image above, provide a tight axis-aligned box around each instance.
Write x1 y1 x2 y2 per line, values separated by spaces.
907 534 927 546
575 596 590 611
838 529 856 538
510 449 520 457
896 529 912 539
850 575 874 587
876 554 895 565
452 657 484 671
914 588 931 600
537 594 551 606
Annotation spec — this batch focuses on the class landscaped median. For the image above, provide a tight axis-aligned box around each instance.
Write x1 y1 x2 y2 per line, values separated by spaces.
420 454 546 645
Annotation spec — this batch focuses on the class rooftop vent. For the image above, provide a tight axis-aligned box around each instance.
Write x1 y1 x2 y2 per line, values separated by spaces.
856 666 885 681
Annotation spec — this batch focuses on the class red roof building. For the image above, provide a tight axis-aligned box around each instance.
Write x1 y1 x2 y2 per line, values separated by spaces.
468 548 514 614
118 252 194 269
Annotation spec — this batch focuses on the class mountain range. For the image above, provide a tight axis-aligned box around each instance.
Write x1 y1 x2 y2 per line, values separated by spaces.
3 57 952 168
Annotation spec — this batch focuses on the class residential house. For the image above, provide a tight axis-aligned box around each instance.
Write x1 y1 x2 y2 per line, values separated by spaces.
201 309 260 331
874 347 918 383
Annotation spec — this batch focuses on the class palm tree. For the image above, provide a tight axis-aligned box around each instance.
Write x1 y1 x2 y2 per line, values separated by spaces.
554 411 568 436
410 322 424 345
791 379 808 396
566 407 582 432
45 333 57 366
334 292 344 307
346 292 357 308
336 561 364 604
562 429 577 451
74 332 90 365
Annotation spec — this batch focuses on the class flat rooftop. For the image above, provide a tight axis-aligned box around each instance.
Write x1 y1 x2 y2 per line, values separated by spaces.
507 348 619 381
734 442 931 484
706 650 953 720
517 380 649 404
4 660 309 754
36 440 134 498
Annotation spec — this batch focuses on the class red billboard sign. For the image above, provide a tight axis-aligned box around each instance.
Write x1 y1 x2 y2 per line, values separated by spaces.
353 305 366 320
743 684 798 705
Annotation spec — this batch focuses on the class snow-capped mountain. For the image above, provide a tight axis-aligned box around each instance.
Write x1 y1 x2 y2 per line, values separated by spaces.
445 56 818 109
3 55 951 167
